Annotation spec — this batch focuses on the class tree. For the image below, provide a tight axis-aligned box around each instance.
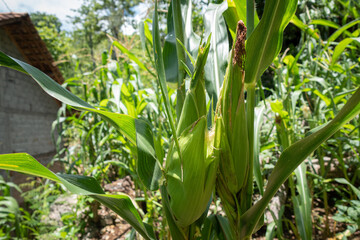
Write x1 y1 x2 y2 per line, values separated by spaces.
70 0 140 68
71 0 106 68
97 0 140 39
30 12 72 77
30 12 68 61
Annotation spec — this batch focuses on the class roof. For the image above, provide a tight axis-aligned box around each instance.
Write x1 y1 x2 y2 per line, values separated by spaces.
0 12 64 85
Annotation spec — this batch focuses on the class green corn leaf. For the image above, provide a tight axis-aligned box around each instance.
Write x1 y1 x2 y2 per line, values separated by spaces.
240 87 360 237
176 38 196 67
160 185 187 240
144 19 153 45
310 19 340 29
204 1 229 105
265 222 276 240
121 83 137 117
334 89 357 105
245 0 297 84
138 20 155 69
223 2 239 40
153 0 182 163
180 59 193 77
139 21 148 53
138 19 153 50
178 0 201 59
163 1 180 88
290 15 320 40
167 0 201 115
313 89 331 106
201 214 233 240
0 153 155 240
223 0 259 39
112 41 155 77
163 2 179 88
254 106 265 195
324 19 360 50
334 178 360 199
331 37 360 67
217 215 233 240
293 163 312 240
172 0 186 90
84 121 104 144
310 18 358 39
0 51 161 191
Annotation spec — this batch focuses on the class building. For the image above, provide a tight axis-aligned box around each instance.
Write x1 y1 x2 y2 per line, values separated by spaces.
0 13 64 188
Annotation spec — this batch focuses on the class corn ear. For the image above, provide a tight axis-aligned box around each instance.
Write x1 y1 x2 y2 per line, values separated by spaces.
164 37 219 228
217 21 248 194
166 117 218 227
215 20 249 228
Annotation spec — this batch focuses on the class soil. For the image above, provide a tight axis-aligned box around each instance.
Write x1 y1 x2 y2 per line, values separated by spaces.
83 176 135 240
48 175 360 239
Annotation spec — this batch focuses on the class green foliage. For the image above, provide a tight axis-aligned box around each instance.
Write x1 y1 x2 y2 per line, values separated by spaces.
0 176 34 239
30 12 66 58
333 200 360 237
0 0 360 239
30 12 73 78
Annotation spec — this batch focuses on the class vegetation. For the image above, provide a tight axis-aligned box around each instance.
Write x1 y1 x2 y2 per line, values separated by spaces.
0 0 359 239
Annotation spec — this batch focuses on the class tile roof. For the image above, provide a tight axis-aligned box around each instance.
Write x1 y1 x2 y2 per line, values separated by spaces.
0 12 64 85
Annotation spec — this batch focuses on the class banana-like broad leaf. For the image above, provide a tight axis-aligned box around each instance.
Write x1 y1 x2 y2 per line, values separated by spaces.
0 51 161 191
245 0 297 84
204 1 229 105
240 87 360 237
0 153 155 240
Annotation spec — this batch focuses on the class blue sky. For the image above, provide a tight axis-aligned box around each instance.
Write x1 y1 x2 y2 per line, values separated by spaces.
0 0 150 34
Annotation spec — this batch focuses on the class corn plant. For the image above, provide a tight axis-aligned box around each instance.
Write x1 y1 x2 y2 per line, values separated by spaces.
1 0 360 239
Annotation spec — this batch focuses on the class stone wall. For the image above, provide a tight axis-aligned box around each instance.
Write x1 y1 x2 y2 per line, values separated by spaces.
0 27 60 192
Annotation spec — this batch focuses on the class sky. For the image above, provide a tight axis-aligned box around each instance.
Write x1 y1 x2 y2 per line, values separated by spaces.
0 0 82 30
0 0 150 34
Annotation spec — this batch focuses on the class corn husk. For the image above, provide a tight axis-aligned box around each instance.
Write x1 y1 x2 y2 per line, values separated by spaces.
164 38 219 227
215 20 249 224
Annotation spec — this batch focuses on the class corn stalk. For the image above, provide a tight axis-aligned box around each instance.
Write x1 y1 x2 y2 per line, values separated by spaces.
0 0 360 239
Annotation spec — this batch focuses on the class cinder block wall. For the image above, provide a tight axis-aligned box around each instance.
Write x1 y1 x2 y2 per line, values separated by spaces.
0 28 60 195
